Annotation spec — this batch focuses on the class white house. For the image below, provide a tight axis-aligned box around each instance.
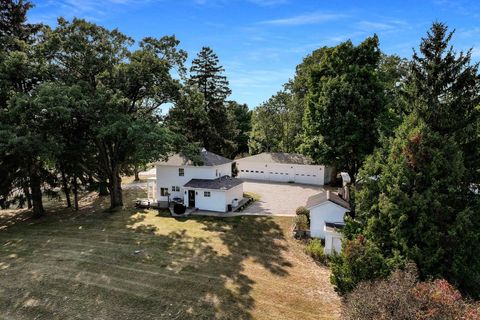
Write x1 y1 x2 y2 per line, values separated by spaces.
306 190 350 239
235 152 333 186
146 149 244 213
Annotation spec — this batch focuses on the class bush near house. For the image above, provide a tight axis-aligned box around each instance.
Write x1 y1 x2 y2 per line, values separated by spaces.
295 214 309 231
342 263 480 320
330 235 390 295
295 206 310 217
304 239 327 264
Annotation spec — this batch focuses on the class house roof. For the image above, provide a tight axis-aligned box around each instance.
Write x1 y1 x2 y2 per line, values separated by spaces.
157 149 232 167
183 175 243 190
306 191 350 210
235 152 313 165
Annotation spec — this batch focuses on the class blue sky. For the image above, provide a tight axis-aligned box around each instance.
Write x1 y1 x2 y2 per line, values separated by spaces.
28 0 480 109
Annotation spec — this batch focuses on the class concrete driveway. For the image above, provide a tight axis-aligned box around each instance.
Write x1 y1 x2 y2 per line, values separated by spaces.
242 180 330 216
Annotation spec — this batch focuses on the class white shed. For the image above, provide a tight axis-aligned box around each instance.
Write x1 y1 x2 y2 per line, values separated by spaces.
306 190 350 239
324 222 344 255
235 152 333 186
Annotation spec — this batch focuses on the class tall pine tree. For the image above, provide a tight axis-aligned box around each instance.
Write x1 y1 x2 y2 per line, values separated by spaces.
189 47 234 155
336 22 480 298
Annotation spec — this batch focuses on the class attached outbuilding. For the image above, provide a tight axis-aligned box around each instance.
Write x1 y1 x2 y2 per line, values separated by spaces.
324 222 344 255
183 176 243 212
235 152 333 186
306 190 350 239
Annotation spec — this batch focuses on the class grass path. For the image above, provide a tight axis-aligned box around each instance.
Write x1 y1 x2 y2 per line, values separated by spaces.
0 189 340 320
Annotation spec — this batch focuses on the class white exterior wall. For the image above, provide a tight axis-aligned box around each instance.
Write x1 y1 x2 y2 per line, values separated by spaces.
309 202 349 239
155 163 232 201
225 184 244 207
236 161 330 186
184 188 227 212
324 229 343 255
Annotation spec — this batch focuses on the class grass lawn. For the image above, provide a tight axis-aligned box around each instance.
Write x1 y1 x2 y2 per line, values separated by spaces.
0 188 341 320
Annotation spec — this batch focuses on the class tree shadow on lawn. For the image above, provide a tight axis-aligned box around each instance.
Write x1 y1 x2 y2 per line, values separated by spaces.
122 213 292 319
0 203 293 319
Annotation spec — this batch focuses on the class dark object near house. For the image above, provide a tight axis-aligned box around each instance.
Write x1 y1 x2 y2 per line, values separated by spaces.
227 204 232 212
173 203 186 215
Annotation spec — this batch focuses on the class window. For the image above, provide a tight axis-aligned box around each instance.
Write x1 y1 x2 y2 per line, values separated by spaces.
216 169 218 176
160 188 169 196
179 168 184 176
204 191 211 197
255 171 259 173
171 186 180 192
246 170 249 172
260 171 264 173
241 170 244 172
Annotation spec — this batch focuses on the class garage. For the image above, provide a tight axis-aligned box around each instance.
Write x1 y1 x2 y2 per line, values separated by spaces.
235 152 333 186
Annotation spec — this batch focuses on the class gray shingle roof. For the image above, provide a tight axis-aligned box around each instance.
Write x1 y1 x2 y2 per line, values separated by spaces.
183 176 243 190
235 152 313 165
306 191 350 210
157 149 232 167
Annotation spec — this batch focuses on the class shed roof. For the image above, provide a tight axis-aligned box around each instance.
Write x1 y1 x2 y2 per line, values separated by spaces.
157 149 232 167
236 152 314 165
183 175 243 190
306 191 350 210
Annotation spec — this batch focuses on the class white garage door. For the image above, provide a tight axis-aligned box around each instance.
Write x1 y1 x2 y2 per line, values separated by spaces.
237 162 325 185
267 170 292 182
294 166 322 185
240 168 266 180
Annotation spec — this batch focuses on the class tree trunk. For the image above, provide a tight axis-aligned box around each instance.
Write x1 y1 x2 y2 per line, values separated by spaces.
108 166 123 209
134 165 140 181
23 184 32 209
60 168 71 208
72 175 79 211
30 172 45 218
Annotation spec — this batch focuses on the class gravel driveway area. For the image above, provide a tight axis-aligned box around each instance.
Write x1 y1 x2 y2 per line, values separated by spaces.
242 180 330 216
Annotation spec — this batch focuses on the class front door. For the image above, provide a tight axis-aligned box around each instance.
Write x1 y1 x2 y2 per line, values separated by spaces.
188 190 195 207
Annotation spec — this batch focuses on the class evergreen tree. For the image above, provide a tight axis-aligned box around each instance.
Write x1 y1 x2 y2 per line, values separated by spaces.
0 0 47 217
189 47 233 155
405 22 480 183
301 36 385 180
336 23 480 297
166 85 211 146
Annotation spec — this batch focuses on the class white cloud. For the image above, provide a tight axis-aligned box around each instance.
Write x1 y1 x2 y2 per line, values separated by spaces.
29 0 148 23
356 20 408 32
259 11 347 26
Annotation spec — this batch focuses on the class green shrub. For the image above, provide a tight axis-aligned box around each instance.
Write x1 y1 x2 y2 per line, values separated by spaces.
295 214 309 230
330 235 390 295
305 239 327 264
295 206 310 217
